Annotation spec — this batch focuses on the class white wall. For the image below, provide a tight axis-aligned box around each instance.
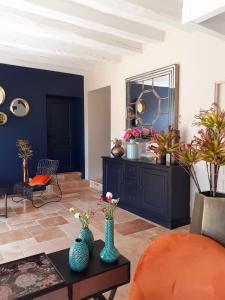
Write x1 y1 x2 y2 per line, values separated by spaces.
85 28 225 206
87 86 111 180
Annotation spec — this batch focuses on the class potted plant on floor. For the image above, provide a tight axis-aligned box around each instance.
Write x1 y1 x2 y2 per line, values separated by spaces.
175 103 225 233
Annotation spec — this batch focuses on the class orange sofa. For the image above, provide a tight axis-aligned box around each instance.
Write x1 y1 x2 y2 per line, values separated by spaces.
128 233 225 300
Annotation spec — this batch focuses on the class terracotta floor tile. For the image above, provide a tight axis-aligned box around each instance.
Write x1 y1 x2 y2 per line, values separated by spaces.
27 225 44 235
7 212 46 226
33 227 66 243
115 219 156 235
0 228 31 244
38 216 68 227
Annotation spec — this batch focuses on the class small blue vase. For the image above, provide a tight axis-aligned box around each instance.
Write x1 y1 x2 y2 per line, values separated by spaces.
69 238 89 272
100 219 119 264
126 139 139 160
78 227 94 253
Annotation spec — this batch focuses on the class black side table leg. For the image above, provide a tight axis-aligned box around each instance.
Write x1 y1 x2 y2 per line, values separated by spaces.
68 285 73 300
108 288 117 300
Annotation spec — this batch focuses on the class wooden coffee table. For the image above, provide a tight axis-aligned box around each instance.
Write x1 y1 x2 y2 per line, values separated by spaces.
0 240 130 300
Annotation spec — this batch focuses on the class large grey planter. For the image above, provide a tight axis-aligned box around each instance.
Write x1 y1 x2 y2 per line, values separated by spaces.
190 192 225 246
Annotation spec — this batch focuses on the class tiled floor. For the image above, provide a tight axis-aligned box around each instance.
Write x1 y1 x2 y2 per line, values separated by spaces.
0 188 189 299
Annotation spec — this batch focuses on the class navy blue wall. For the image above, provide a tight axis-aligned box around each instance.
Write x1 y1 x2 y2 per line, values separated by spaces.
0 64 84 189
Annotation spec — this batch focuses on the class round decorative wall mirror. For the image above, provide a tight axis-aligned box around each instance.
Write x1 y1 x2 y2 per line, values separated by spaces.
10 98 30 117
0 112 7 125
0 86 6 105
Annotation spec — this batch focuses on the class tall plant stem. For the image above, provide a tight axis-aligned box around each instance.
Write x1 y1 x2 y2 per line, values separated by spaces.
206 163 212 195
213 165 220 197
178 162 201 193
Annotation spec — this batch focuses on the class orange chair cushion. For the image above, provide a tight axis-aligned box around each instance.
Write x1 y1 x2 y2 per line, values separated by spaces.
128 233 225 300
28 175 52 186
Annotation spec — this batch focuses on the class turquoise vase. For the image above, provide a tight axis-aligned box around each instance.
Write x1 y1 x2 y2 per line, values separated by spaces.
69 238 89 272
78 227 94 253
126 139 139 160
100 219 119 264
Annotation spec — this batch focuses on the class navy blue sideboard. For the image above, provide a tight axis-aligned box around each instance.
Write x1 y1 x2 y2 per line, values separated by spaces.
102 156 190 229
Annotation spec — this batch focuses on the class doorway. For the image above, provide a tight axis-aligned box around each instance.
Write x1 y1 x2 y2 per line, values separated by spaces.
46 95 84 175
88 86 111 180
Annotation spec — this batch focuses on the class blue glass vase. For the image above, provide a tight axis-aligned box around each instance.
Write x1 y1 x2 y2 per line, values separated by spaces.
78 227 94 253
100 219 119 264
69 238 89 272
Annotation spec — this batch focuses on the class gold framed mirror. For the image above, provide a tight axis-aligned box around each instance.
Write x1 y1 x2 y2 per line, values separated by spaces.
10 98 30 117
0 112 7 125
0 86 6 105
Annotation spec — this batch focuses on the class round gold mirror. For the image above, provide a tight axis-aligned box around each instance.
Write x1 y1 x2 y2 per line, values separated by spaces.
0 86 6 105
10 98 30 117
127 106 135 120
136 98 146 114
0 112 7 125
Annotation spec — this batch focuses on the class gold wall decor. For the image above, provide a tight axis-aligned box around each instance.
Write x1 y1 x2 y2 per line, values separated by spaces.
10 98 30 117
126 64 179 133
0 112 8 125
0 86 6 105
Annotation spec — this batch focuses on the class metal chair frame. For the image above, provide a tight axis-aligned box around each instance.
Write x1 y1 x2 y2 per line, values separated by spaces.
12 159 62 208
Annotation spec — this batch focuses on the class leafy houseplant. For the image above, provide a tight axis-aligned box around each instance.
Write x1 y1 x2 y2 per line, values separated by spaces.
175 103 225 234
98 192 119 263
147 127 179 164
16 139 33 183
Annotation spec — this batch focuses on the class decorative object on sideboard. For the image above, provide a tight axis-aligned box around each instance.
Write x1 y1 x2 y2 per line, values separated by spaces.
123 128 140 160
98 192 119 263
111 138 124 158
147 128 179 165
127 106 135 120
10 98 30 117
126 64 179 133
16 139 33 184
0 86 5 105
175 103 225 234
69 207 95 254
0 112 7 125
69 238 89 272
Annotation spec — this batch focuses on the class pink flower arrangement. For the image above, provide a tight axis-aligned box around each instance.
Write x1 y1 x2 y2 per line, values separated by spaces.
123 128 141 141
123 127 157 141
98 192 119 220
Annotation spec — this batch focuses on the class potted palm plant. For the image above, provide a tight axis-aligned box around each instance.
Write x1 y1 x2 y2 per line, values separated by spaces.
176 103 225 233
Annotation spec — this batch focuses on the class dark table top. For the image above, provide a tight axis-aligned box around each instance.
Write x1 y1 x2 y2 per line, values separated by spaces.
48 239 130 285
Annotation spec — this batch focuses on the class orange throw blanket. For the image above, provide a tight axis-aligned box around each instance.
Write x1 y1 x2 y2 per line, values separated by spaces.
128 233 225 300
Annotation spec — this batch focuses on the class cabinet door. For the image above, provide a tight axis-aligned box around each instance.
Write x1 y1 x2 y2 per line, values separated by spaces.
123 164 140 209
140 167 169 219
103 159 123 198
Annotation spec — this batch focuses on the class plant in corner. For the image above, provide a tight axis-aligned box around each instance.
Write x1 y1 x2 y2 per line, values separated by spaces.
16 139 33 184
98 192 119 263
175 103 225 233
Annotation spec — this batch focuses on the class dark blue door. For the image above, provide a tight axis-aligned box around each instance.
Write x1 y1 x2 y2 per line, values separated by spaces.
46 95 84 174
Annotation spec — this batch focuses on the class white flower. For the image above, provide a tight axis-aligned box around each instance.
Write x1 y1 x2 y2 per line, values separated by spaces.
112 198 119 204
74 213 80 219
106 192 113 198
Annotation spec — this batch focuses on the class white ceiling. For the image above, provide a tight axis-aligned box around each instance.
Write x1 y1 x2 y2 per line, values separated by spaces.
2 0 225 75
0 0 185 75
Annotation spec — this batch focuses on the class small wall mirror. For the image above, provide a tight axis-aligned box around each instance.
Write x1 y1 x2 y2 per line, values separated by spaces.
126 64 179 133
10 98 30 117
0 86 6 105
0 112 7 125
